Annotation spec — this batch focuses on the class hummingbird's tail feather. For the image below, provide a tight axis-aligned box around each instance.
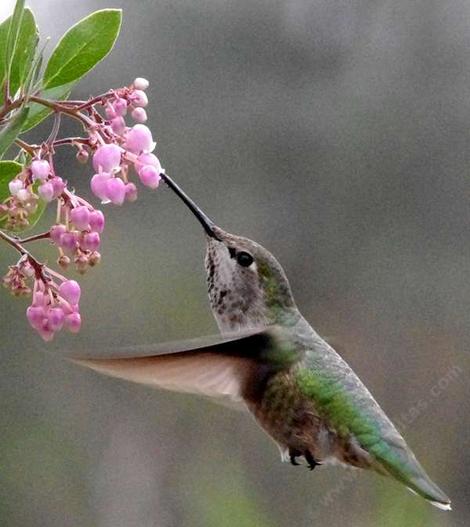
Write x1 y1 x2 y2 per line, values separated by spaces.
370 435 451 510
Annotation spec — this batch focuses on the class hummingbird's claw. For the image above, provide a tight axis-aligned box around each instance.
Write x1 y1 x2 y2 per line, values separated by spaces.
289 448 301 466
305 451 321 471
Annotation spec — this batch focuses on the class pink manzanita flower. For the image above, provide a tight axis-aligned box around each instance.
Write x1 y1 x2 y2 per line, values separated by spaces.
125 182 138 202
105 177 126 205
111 116 126 134
31 159 51 181
59 279 81 305
38 182 54 202
51 176 65 198
131 90 148 108
138 165 161 189
48 307 65 331
105 103 116 119
124 124 156 154
26 305 46 329
89 210 105 233
8 179 23 196
131 107 147 123
60 231 79 252
93 144 122 173
136 152 162 171
133 77 149 90
50 224 67 244
91 172 112 201
70 205 90 231
113 97 128 116
65 312 82 333
16 188 31 202
81 232 100 251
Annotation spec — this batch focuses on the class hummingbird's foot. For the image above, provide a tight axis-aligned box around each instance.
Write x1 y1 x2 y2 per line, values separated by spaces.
305 450 321 471
289 448 302 466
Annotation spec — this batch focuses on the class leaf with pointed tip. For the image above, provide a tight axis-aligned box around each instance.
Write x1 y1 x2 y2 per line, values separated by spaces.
0 160 22 202
43 9 122 90
0 16 10 101
9 8 39 98
5 1 25 80
0 106 29 159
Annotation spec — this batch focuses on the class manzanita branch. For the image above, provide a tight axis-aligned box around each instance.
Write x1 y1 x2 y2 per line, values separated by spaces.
1 76 162 341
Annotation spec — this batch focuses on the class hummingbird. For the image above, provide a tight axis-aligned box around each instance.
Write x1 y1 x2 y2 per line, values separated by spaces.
72 173 451 510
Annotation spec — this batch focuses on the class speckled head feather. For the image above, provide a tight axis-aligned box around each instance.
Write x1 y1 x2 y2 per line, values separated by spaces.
205 226 299 332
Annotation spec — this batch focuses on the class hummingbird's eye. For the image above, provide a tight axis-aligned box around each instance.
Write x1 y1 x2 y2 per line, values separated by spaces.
236 251 254 267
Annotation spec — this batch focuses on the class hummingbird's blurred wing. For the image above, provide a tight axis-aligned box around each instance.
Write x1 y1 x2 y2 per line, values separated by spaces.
67 328 289 403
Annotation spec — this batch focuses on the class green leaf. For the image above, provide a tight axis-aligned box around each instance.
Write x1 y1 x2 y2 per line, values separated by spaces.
0 16 10 98
0 160 22 202
0 106 29 158
44 9 122 90
5 0 25 81
9 9 39 97
20 83 74 132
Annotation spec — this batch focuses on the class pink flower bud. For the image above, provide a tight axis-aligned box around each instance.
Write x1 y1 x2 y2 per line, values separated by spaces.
105 177 126 205
131 90 148 108
111 116 126 134
124 124 156 154
38 182 54 202
65 312 81 333
59 279 81 305
50 224 67 244
76 149 89 164
27 305 45 329
105 103 116 119
125 182 138 202
138 165 161 189
133 77 149 90
60 231 79 252
131 107 147 123
16 188 31 202
31 159 50 181
113 97 128 116
136 152 161 171
51 177 65 198
48 307 65 331
8 179 23 196
89 210 105 233
81 231 101 251
38 325 55 342
93 144 122 172
91 172 112 201
70 205 90 231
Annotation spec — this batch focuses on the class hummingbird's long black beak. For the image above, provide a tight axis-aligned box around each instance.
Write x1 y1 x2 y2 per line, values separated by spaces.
160 173 221 240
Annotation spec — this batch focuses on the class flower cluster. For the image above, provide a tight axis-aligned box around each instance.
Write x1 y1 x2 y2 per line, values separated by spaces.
1 78 165 340
26 278 82 341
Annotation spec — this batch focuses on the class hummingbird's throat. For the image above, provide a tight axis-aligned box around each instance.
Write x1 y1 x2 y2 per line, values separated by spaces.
205 240 271 333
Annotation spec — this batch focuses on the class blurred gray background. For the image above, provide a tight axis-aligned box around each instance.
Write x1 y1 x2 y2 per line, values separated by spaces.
0 1 469 526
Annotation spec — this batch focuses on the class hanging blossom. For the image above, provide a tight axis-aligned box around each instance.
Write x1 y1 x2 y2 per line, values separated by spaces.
1 78 164 341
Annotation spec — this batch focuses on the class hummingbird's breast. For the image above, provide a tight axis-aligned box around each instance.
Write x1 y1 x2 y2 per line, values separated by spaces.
244 369 329 458
243 367 373 469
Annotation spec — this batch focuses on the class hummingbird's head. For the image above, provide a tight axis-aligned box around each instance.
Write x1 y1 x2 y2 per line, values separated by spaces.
161 174 299 332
